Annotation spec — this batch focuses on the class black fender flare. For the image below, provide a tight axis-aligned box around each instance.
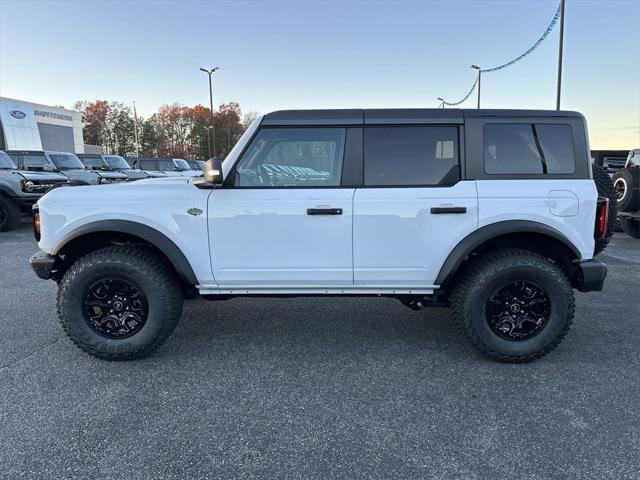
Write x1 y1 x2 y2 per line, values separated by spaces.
52 220 198 285
435 220 582 286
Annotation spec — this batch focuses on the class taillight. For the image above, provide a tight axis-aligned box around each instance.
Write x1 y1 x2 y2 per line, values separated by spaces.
595 197 609 239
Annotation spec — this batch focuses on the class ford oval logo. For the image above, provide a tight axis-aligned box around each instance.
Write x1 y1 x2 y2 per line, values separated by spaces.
10 110 27 119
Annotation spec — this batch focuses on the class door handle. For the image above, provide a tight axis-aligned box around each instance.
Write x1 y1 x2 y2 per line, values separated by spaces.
307 208 343 215
430 207 467 214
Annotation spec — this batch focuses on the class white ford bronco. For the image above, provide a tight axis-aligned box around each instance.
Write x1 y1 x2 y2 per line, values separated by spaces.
30 109 611 362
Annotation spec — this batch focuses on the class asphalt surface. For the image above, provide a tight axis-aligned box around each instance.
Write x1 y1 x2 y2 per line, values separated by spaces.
1 224 639 480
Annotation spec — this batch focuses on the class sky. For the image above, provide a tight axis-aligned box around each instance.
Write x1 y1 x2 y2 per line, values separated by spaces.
0 0 638 149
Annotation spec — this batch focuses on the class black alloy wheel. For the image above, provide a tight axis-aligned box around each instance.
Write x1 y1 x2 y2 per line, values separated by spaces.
486 281 550 341
83 277 148 339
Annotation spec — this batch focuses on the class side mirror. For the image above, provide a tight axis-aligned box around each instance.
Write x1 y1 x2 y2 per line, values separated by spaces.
204 157 224 185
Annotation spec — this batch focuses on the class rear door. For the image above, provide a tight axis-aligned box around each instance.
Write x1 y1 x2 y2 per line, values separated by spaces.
353 125 478 287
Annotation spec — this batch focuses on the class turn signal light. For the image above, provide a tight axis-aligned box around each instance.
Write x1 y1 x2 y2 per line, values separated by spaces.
34 212 41 242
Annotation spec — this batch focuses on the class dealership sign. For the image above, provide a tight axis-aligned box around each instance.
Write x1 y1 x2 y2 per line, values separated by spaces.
9 110 27 119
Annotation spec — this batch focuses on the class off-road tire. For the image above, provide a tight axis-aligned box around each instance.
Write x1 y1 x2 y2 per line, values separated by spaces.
57 246 184 360
612 168 640 213
621 217 640 239
450 249 575 363
592 163 617 256
0 195 21 232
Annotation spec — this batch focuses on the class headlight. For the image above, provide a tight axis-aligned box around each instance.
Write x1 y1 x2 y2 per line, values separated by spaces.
22 180 36 192
99 178 112 184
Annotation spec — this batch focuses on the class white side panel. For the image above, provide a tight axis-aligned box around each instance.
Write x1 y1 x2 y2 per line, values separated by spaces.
353 181 478 286
37 178 214 283
476 179 597 260
208 188 355 286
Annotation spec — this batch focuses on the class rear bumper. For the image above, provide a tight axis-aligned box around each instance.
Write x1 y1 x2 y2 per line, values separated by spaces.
29 251 56 280
575 259 607 292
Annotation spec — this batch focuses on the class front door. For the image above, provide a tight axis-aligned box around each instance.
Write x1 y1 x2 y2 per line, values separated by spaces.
208 126 354 287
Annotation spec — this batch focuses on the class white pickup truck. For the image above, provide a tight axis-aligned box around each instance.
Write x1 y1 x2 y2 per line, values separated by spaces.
30 109 611 362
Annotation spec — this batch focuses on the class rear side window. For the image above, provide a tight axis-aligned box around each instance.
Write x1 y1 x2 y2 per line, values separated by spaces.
364 126 459 186
484 124 575 175
140 159 157 170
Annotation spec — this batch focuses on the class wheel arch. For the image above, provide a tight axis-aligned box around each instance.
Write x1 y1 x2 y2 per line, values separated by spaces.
436 220 582 287
52 220 198 286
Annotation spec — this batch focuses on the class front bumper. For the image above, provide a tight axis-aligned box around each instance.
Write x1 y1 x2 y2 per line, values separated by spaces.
575 259 607 292
29 251 56 280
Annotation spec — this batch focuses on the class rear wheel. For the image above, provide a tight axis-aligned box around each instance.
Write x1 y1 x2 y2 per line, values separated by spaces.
57 246 184 360
621 217 640 239
0 195 21 232
451 249 574 363
592 163 618 256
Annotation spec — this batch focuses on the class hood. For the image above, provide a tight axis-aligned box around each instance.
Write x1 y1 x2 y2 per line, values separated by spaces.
96 171 128 180
1 170 68 182
59 169 101 185
119 169 149 180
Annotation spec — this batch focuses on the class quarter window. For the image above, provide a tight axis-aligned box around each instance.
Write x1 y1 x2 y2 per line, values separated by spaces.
484 124 575 175
364 126 459 186
232 127 346 187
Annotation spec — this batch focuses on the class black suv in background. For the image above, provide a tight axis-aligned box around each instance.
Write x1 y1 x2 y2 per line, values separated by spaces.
78 154 149 181
0 151 68 231
5 151 127 185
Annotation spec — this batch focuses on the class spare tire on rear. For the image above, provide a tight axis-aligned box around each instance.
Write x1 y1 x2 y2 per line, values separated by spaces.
592 164 618 256
612 168 640 212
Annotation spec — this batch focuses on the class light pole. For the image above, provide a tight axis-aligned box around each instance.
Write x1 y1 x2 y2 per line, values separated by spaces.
471 65 481 109
556 0 566 110
199 66 220 157
437 97 445 109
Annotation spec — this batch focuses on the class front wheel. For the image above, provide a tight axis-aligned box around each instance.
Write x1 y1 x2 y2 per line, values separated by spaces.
57 246 184 360
451 249 575 363
0 196 21 232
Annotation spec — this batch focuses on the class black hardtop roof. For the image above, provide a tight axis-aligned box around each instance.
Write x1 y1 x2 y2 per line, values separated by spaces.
4 150 46 154
261 108 584 126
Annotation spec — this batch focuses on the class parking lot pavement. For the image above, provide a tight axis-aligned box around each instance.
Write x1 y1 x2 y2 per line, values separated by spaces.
0 225 639 480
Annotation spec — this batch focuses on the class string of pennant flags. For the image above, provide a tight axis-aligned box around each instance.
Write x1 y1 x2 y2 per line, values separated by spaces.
440 1 562 107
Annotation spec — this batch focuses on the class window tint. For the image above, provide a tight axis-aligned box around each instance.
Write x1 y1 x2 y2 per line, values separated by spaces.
0 151 16 169
364 126 459 186
484 124 575 175
49 154 84 170
232 128 346 187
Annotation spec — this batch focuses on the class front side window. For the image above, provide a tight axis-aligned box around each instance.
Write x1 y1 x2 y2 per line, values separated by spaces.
173 159 191 171
484 123 575 175
364 126 459 186
232 127 346 187
49 154 85 170
158 159 177 171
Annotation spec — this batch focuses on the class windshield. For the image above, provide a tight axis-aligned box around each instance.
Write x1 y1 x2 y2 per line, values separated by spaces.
0 151 16 169
104 155 130 170
174 159 191 171
49 153 85 170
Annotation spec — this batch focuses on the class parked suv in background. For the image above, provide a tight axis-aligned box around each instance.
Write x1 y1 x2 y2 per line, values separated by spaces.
0 151 68 231
5 150 127 185
78 154 149 181
130 157 201 177
612 148 640 238
30 109 610 363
